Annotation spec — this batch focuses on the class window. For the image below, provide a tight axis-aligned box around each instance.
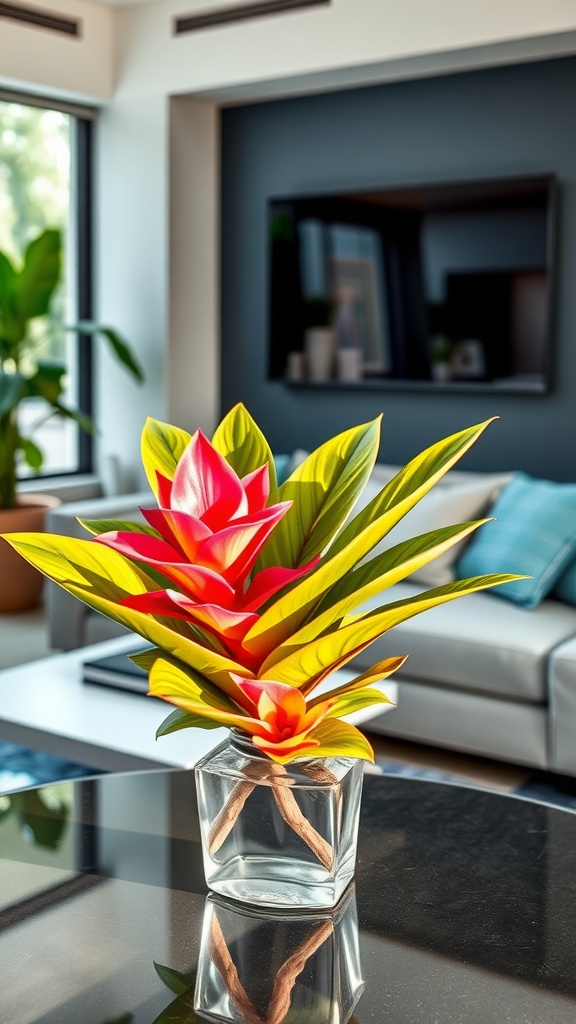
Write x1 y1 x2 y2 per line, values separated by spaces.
0 95 92 477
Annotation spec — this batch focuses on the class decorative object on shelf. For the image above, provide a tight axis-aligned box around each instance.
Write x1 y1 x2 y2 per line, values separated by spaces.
194 887 363 1024
303 294 336 381
336 346 363 382
334 284 364 381
286 350 306 381
4 404 520 907
429 334 455 382
305 327 336 381
0 228 144 611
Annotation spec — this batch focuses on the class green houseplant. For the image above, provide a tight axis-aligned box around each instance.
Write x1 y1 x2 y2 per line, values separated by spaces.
0 227 143 610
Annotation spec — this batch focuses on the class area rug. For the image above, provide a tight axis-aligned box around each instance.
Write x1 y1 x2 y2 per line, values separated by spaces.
0 741 101 795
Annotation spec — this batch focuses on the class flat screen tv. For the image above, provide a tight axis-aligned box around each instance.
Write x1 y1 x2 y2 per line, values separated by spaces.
267 175 557 393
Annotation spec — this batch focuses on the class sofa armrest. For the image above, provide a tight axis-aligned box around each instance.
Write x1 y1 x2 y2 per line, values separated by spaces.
45 491 152 650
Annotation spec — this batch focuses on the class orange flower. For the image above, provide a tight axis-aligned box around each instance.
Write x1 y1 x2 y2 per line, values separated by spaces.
231 676 333 758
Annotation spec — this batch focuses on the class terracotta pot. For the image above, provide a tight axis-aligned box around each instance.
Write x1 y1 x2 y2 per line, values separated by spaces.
0 495 61 613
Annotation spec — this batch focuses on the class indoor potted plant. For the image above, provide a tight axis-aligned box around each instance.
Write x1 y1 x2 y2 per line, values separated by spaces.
0 227 143 611
4 404 519 907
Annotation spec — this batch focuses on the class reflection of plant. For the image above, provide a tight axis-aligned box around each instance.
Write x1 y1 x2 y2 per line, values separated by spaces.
152 962 200 1024
0 227 144 508
0 786 70 850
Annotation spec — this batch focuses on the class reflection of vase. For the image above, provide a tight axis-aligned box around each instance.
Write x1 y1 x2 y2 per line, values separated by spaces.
195 733 364 909
304 328 335 381
194 886 364 1024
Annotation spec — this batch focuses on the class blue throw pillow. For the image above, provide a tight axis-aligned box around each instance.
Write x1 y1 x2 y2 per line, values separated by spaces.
273 454 291 486
455 472 576 610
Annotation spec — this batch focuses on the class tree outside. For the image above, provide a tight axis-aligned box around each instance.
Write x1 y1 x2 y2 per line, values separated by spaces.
0 99 77 474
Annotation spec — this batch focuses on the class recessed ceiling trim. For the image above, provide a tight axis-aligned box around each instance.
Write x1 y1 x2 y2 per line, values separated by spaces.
175 0 329 36
0 0 79 36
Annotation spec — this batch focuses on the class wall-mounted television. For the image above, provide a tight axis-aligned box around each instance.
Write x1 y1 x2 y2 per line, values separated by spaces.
267 175 557 393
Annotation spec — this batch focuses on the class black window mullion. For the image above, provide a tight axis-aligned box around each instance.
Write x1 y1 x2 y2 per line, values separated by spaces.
75 115 93 474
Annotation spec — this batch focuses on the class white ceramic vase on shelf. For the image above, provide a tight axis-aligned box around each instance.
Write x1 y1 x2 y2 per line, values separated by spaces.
304 328 336 382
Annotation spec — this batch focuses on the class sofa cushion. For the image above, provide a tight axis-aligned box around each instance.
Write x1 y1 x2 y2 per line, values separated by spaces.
456 473 576 609
553 557 576 607
352 582 576 703
357 473 509 586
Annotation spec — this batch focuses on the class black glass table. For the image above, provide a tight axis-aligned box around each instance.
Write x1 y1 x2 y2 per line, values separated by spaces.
1 768 576 1023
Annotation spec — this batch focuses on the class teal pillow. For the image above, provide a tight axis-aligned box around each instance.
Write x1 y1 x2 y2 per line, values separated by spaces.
455 472 576 610
273 454 291 486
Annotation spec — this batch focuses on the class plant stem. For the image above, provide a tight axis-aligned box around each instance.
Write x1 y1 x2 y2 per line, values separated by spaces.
0 410 19 509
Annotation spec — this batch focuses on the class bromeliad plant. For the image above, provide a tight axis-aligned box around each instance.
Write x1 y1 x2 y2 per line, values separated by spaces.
0 227 143 509
3 404 520 765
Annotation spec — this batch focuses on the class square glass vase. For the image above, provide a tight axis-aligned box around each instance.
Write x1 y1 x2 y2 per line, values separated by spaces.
194 734 364 910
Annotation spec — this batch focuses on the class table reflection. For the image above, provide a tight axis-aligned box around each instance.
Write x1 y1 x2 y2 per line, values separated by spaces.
2 770 576 1023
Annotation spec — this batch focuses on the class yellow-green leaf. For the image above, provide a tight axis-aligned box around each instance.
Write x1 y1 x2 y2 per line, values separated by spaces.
3 532 157 601
307 656 406 707
262 573 522 691
78 518 158 538
325 686 393 720
141 416 191 499
156 708 226 738
3 532 247 692
266 520 488 660
286 720 375 764
258 417 381 571
212 402 278 492
330 418 496 559
149 657 241 714
243 419 496 658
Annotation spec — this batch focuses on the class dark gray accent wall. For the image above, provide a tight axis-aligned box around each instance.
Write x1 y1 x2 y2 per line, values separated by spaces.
221 57 576 480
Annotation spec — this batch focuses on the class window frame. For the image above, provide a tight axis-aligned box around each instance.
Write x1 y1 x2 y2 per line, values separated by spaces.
0 89 96 479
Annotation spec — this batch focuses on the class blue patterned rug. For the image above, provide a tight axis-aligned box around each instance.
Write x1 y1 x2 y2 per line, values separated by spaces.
0 741 101 795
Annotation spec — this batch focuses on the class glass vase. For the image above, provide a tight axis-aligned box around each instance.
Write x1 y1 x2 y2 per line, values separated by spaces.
194 733 364 909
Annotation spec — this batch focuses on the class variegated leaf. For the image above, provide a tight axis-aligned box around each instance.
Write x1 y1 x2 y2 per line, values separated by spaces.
325 686 393 719
141 416 192 499
258 417 381 571
307 656 406 707
156 708 224 738
243 419 496 658
78 518 159 538
3 532 248 693
211 402 278 492
265 520 487 660
261 573 522 691
282 720 375 764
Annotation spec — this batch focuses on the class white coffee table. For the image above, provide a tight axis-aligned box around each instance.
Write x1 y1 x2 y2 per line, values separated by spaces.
0 634 397 773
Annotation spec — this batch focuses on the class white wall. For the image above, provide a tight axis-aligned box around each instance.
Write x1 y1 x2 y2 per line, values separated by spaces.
0 0 114 102
4 0 576 484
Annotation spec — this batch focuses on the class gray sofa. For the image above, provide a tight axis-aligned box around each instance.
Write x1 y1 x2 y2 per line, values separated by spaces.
45 469 576 776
